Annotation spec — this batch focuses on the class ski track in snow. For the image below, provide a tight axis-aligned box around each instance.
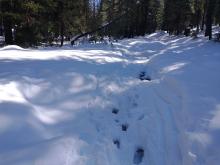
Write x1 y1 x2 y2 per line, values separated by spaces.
0 32 220 165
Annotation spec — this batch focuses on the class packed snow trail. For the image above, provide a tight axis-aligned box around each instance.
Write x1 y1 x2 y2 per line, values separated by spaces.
0 33 220 165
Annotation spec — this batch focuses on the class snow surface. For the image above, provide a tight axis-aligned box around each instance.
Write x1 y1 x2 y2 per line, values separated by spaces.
0 32 220 165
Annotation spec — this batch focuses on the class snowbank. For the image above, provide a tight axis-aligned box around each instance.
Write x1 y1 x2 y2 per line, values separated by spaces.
0 33 220 165
0 45 28 51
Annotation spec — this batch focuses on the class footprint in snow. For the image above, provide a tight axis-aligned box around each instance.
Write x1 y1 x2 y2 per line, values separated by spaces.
133 102 138 108
139 71 151 81
121 124 129 132
133 148 144 164
112 108 119 114
115 119 119 123
138 114 145 121
113 139 120 149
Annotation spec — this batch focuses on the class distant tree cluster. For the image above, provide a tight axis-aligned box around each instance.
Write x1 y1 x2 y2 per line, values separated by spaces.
0 0 219 46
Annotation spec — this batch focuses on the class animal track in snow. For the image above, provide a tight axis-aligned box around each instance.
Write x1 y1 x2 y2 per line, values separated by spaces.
138 114 145 120
132 102 138 107
115 119 119 123
112 108 119 114
139 71 151 81
121 124 129 131
133 148 144 164
113 139 120 149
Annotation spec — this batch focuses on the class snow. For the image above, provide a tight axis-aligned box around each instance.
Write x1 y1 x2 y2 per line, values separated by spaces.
0 45 27 51
0 32 220 165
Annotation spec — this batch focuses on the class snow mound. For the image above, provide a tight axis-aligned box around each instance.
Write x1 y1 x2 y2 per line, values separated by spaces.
0 45 27 51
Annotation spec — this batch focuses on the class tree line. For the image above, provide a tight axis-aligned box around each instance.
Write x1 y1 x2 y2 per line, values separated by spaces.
0 0 220 47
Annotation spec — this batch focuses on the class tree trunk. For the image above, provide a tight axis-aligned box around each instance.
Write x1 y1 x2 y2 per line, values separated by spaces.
71 12 127 45
58 1 64 47
201 0 208 31
205 0 216 40
3 18 13 45
60 21 64 47
195 0 200 33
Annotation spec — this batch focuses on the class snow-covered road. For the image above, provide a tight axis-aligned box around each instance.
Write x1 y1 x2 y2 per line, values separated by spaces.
0 33 220 165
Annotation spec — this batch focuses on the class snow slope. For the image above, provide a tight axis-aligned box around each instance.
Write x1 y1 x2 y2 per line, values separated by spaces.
0 32 220 165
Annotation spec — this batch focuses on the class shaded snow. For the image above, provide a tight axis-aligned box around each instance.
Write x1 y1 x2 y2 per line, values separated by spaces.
0 33 220 165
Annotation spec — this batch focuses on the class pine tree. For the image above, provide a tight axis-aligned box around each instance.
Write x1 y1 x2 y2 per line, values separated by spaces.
16 0 44 46
192 0 203 32
205 0 217 39
0 0 15 44
162 0 192 35
214 0 220 25
201 0 208 31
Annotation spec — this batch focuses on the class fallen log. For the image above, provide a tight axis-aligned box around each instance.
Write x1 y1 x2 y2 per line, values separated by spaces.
71 13 127 45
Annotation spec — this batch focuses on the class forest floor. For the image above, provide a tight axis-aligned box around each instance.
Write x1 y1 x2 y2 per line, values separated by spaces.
0 32 220 165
